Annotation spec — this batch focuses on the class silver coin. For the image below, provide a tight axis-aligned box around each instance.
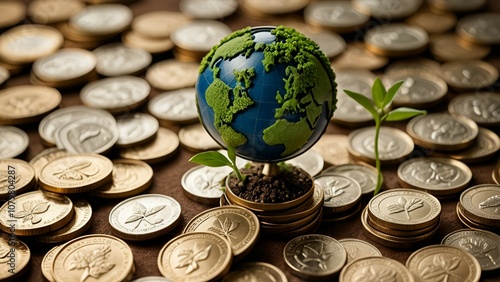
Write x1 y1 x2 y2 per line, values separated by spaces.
365 23 428 54
80 76 150 114
304 1 369 33
32 48 96 82
385 57 442 78
69 4 132 36
322 163 377 195
148 88 198 125
171 20 232 52
457 13 500 45
181 165 230 205
116 113 159 148
0 126 28 159
178 123 222 153
286 149 324 177
314 174 362 213
338 238 382 264
441 60 499 90
93 43 152 77
39 106 116 146
448 92 500 127
180 0 238 19
353 0 423 19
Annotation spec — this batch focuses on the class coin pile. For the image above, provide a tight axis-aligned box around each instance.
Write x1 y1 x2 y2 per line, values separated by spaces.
0 236 30 282
239 0 308 20
362 189 441 249
340 256 414 282
223 262 287 282
320 163 378 196
457 184 500 232
179 0 238 20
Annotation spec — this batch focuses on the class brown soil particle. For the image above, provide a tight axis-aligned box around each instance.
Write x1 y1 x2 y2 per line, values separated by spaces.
228 164 312 203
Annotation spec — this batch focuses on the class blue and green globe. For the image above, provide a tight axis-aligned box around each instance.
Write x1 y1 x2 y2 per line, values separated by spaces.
196 26 337 162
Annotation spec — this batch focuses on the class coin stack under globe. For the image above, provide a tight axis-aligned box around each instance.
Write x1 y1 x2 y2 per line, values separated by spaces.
457 184 500 232
362 188 442 249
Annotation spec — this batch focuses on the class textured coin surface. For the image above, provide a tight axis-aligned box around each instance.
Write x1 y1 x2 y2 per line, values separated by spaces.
181 165 229 205
132 11 191 39
69 4 132 36
37 199 92 243
41 245 61 282
407 113 478 151
368 188 441 230
171 20 231 52
157 232 232 282
122 31 175 54
460 184 500 227
331 43 388 71
284 234 347 280
146 60 199 91
222 262 287 282
0 190 73 236
398 157 472 196
0 159 36 201
314 174 362 213
0 85 61 125
93 43 152 76
39 153 113 194
0 0 26 29
116 113 159 148
32 48 97 82
365 23 428 56
80 76 150 114
442 229 500 271
183 206 259 259
348 126 414 165
52 234 134 282
448 92 500 127
28 0 83 24
286 149 324 177
304 1 369 33
406 245 481 282
148 88 198 125
457 13 500 45
353 0 422 19
322 163 377 195
405 8 456 34
180 0 238 19
441 60 499 90
178 123 222 153
338 238 382 264
430 33 491 62
312 134 351 166
340 256 414 282
0 24 63 64
119 127 179 164
110 194 181 240
0 126 29 159
0 236 30 281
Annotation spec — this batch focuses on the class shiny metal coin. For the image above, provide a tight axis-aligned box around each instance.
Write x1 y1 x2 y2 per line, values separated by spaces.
353 0 422 19
148 88 198 126
448 92 500 127
28 0 84 24
119 127 179 164
171 20 231 53
312 134 352 166
30 148 68 180
178 123 222 153
69 4 132 36
223 262 287 282
286 149 324 177
0 125 29 159
302 30 346 59
460 184 500 227
32 48 97 83
441 60 499 90
0 0 26 29
385 57 442 78
304 1 369 33
93 43 152 76
340 256 414 282
146 60 199 91
405 8 456 34
0 237 30 281
365 23 428 57
181 165 230 205
331 43 388 71
122 31 174 54
457 13 500 45
322 163 377 195
430 33 491 62
314 174 362 213
131 11 191 39
0 159 36 200
180 0 238 19
338 238 382 264
41 245 60 282
116 113 159 148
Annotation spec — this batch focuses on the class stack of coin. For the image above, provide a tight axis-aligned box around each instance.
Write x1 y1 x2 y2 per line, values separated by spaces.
364 23 429 57
457 184 500 231
93 43 152 77
179 0 239 20
362 189 441 249
239 0 309 20
448 93 500 128
314 174 363 221
441 60 499 91
118 127 180 164
457 13 500 46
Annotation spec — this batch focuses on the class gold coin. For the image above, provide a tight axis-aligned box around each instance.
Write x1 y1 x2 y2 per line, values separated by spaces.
331 43 388 71
157 232 232 282
37 199 92 243
122 31 175 54
178 123 222 153
91 159 153 199
0 236 30 281
340 256 414 282
52 234 134 282
322 201 362 222
260 207 321 234
28 0 84 24
0 1 25 29
0 24 64 65
0 85 61 125
406 245 481 282
312 134 351 166
282 208 322 237
119 127 180 164
304 1 369 33
32 48 97 83
430 34 491 62
367 209 440 237
385 57 443 78
442 60 499 90
132 11 191 39
338 238 382 264
0 65 10 85
29 148 68 180
0 190 74 236
183 206 260 261
146 59 199 91
41 245 61 282
353 0 422 19
0 159 36 201
39 153 113 194
460 184 500 227
405 8 456 34
241 0 308 15
223 262 287 282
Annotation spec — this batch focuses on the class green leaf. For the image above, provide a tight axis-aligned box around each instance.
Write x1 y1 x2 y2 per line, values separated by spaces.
382 80 404 107
384 107 426 121
189 151 232 167
227 146 237 166
372 78 387 108
344 90 379 119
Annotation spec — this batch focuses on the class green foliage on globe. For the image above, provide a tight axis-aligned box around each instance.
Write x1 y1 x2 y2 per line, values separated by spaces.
196 26 337 162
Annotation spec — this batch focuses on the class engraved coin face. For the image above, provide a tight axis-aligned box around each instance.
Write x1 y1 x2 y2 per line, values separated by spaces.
338 238 382 264
146 60 199 91
0 190 73 236
384 72 447 108
93 43 152 77
442 229 500 271
368 188 441 230
322 163 377 195
448 92 500 126
41 245 60 282
353 0 422 19
304 1 369 33
365 23 428 56
69 4 133 36
460 184 500 226
180 0 238 19
0 125 29 159
283 234 347 280
39 153 113 194
52 234 134 282
407 113 478 151
314 174 362 212
32 48 97 82
110 194 181 240
430 34 491 62
119 127 180 164
0 237 30 281
132 11 191 39
178 123 222 153
171 20 232 52
181 165 230 205
183 206 259 259
457 13 500 45
148 88 198 125
222 262 287 282
286 149 324 177
157 232 232 282
116 113 159 148
441 60 499 90
0 159 35 200
406 245 481 282
340 256 415 282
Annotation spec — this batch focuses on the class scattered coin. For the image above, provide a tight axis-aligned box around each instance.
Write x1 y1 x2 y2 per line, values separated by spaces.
405 8 456 34
240 0 309 15
430 33 491 62
157 232 232 282
148 88 198 126
92 159 153 199
312 134 351 166
0 236 30 281
93 43 152 76
0 159 36 201
116 113 159 148
286 149 324 177
178 123 222 153
52 234 134 282
406 113 479 151
223 262 287 282
353 0 422 19
69 4 132 36
122 31 175 54
28 0 84 24
365 23 429 57
131 277 171 282
181 165 230 205
304 1 369 33
146 60 199 91
284 234 347 280
322 163 378 195
119 127 180 164
331 43 388 71
340 256 414 282
427 0 486 12
314 174 362 214
338 238 382 264
0 0 26 29
0 190 74 236
39 153 113 194
41 245 60 282
302 30 346 59
132 11 191 39
457 13 500 45
0 125 29 159
171 20 232 53
0 65 9 85
180 0 238 19
441 60 499 90
385 57 443 78
449 92 500 127
460 184 500 227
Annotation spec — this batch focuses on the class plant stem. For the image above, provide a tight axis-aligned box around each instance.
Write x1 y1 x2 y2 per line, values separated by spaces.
374 119 383 195
232 164 244 182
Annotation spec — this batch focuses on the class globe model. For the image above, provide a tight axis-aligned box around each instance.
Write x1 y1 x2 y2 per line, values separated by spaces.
196 26 337 162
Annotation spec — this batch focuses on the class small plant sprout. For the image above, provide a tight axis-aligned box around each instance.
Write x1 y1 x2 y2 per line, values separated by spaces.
189 146 246 182
344 78 426 196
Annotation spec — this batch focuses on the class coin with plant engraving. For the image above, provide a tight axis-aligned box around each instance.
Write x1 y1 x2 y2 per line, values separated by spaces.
338 238 382 264
460 184 500 227
0 159 36 201
0 236 30 281
340 256 414 282
222 262 287 282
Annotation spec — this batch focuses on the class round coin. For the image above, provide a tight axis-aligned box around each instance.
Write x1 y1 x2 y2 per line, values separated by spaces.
0 190 73 236
132 11 191 39
148 88 198 126
340 256 414 282
116 113 159 148
314 174 362 213
286 149 324 177
131 277 171 282
0 159 36 201
52 234 134 282
171 20 232 53
406 245 481 282
405 8 456 34
0 1 26 29
385 57 442 78
0 65 9 86
331 43 388 71
457 13 500 45
157 232 232 282
0 85 61 125
109 194 181 240
39 153 113 194
312 134 351 166
406 113 478 151
0 236 30 281
442 229 500 271
430 33 491 62
241 0 308 15
183 205 259 260
122 31 175 54
69 4 132 36
441 60 499 90
460 184 500 227
304 1 369 33
321 163 378 195
119 127 179 164
448 92 500 127
0 126 29 159
146 60 199 91
93 43 152 77
180 0 238 19
41 245 61 282
181 165 230 205
284 234 347 280
32 48 97 83
302 30 346 59
365 23 428 57
28 0 84 24
338 238 382 264
353 0 422 19
427 0 486 13
178 123 222 153
223 262 287 282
